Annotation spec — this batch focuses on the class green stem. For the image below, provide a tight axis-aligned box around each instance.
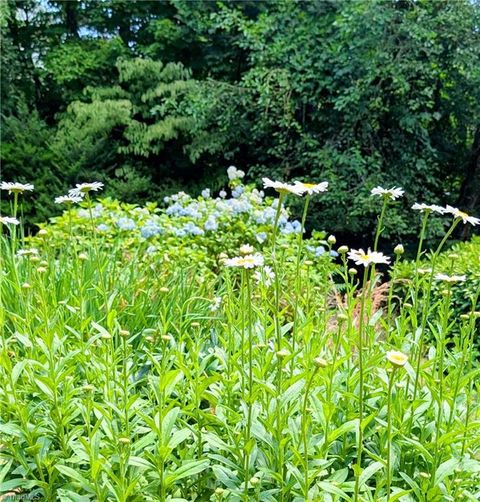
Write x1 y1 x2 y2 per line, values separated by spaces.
386 368 396 501
291 194 310 378
353 267 369 502
301 366 318 500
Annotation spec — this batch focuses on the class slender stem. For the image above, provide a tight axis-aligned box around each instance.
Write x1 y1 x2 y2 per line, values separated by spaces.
243 270 254 500
353 267 369 502
373 197 388 252
301 366 318 500
386 368 396 501
271 192 286 501
291 194 310 372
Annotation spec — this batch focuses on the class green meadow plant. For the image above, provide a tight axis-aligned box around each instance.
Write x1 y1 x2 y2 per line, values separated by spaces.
0 172 479 501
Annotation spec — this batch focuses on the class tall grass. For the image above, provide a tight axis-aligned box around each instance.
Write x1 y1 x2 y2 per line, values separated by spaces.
0 187 479 502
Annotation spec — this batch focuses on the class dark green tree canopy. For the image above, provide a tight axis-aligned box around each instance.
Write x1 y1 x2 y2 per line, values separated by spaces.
1 0 479 242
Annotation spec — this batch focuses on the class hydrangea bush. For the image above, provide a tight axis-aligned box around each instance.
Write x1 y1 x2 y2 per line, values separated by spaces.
30 171 337 275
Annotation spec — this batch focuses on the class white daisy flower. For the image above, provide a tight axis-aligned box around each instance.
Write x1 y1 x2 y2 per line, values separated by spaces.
55 194 84 204
294 181 329 195
386 350 408 367
412 203 447 215
444 205 480 226
0 216 20 225
69 182 104 197
210 297 222 312
0 182 34 194
17 248 39 257
347 248 391 267
224 254 264 269
262 177 305 196
253 265 275 286
434 273 466 283
240 244 255 255
370 186 404 200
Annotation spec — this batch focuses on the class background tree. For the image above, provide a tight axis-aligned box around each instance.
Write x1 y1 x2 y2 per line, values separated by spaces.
1 0 479 243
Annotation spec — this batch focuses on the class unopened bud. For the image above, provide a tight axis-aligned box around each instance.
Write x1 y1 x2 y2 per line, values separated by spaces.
394 244 404 255
327 235 336 245
314 357 328 368
276 349 290 359
338 245 349 254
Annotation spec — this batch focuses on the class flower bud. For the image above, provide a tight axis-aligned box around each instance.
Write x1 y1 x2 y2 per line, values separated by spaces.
250 476 260 486
37 266 47 274
118 437 131 445
78 253 88 261
348 268 357 276
338 245 349 254
38 229 48 236
119 329 130 337
22 282 31 289
394 244 404 255
276 349 290 359
314 357 328 368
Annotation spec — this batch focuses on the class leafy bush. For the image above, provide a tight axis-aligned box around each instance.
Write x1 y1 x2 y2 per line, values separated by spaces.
395 236 480 321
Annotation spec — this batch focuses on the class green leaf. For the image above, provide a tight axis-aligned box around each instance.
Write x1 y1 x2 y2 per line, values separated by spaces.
55 465 95 493
359 461 384 488
165 459 210 486
434 458 460 485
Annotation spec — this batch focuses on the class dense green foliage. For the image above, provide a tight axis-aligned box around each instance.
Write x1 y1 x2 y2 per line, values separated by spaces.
1 180 479 501
2 0 480 240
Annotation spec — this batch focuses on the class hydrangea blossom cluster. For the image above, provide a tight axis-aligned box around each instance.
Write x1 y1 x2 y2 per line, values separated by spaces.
68 174 306 246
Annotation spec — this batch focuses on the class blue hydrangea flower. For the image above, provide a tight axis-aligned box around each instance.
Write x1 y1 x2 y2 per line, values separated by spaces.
96 224 110 232
232 185 245 198
116 218 136 231
256 232 267 244
201 188 211 199
281 220 302 235
183 222 204 236
219 190 227 199
204 217 218 231
140 220 163 238
146 245 157 254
